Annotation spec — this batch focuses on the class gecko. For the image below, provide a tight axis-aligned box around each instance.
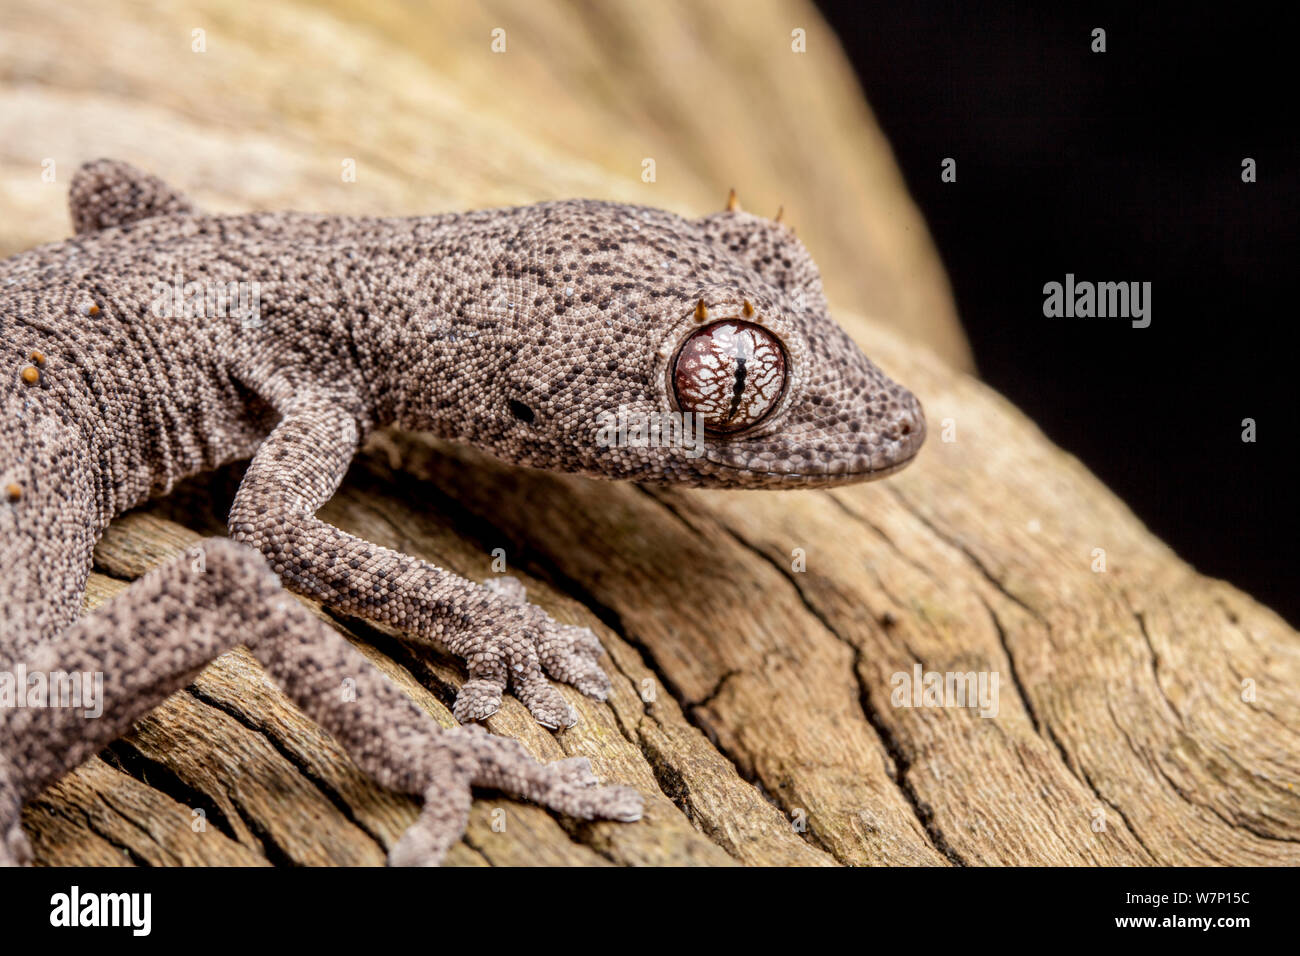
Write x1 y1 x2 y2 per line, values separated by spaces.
0 160 926 866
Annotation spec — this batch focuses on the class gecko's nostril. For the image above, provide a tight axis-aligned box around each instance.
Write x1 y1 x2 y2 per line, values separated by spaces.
908 409 927 448
893 395 926 459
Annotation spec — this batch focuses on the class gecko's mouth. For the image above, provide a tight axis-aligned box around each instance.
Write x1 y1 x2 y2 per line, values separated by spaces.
695 401 927 487
699 445 922 487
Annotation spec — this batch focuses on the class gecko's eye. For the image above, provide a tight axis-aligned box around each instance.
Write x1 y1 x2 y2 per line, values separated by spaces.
672 320 787 434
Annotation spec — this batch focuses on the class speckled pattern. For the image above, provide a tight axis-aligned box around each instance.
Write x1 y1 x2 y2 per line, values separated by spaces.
0 160 924 865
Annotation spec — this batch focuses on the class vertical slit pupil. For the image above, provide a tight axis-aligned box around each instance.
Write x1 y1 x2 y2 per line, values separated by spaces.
727 357 748 422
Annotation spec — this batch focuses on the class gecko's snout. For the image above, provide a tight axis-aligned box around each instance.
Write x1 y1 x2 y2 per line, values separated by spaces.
878 389 927 474
692 379 926 487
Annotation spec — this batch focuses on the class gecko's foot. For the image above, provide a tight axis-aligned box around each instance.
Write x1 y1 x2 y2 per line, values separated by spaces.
388 726 643 866
449 578 613 730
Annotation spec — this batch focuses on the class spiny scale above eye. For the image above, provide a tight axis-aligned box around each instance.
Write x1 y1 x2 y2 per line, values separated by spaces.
672 320 786 433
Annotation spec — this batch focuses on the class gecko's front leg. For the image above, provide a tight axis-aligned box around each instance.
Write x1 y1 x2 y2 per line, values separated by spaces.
227 388 609 729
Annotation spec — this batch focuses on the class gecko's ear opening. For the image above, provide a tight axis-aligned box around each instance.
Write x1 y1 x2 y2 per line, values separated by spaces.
508 399 536 424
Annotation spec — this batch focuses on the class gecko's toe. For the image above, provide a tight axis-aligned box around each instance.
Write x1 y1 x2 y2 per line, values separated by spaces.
553 782 644 823
445 727 643 828
572 672 611 701
453 678 504 723
514 674 578 729
560 664 610 701
552 622 604 660
537 621 612 701
387 825 445 867
539 644 612 701
449 590 607 729
595 786 645 823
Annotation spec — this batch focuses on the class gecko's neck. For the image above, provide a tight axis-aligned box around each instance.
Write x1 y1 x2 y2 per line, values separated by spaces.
345 210 540 440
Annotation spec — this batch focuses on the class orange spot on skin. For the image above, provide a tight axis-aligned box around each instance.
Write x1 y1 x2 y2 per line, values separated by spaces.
742 300 755 317
29 350 45 365
21 366 39 385
88 304 100 315
694 299 709 322
5 484 20 503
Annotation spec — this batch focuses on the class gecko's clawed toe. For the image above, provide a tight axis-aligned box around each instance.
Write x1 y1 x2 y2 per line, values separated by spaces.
558 661 610 701
385 722 645 866
553 622 605 660
554 782 644 823
571 672 611 701
514 674 579 729
538 631 612 701
536 621 611 703
453 678 504 723
596 786 645 823
387 820 450 867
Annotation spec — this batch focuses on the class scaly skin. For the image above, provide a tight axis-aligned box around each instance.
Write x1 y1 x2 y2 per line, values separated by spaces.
0 160 925 865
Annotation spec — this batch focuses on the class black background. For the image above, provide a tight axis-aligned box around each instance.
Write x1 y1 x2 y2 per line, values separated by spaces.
814 1 1297 624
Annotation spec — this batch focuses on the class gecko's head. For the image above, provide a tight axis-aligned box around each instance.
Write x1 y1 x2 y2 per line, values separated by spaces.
407 198 925 489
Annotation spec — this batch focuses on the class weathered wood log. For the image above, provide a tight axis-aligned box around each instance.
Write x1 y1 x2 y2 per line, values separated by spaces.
6 0 1298 866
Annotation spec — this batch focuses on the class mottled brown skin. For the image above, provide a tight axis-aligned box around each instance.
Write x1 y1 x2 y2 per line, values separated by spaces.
0 160 924 865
